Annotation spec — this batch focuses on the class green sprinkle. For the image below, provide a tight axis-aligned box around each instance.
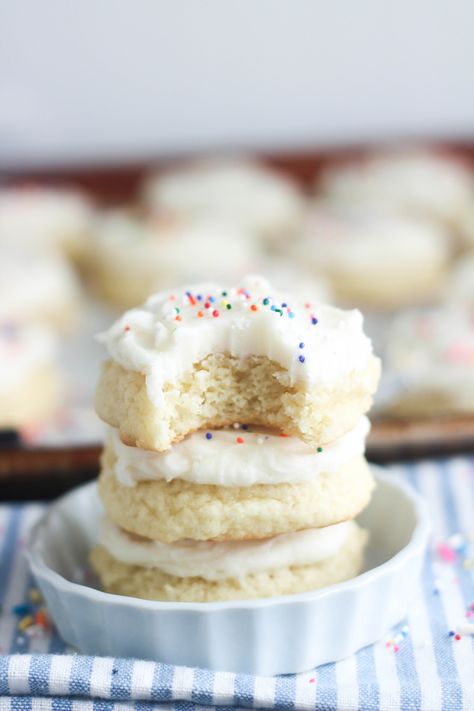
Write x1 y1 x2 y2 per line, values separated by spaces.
226 304 232 310
222 291 228 296
317 447 323 453
263 298 270 305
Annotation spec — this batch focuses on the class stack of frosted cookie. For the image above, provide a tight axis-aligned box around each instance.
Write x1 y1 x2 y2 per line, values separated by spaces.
91 275 380 602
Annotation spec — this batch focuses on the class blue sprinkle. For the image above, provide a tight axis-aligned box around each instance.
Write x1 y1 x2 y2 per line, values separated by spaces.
12 604 31 616
448 630 455 637
288 312 295 318
205 432 213 440
311 317 318 325
209 296 216 303
298 355 305 363
196 294 203 301
299 342 305 349
185 291 191 296
281 302 287 308
271 305 277 311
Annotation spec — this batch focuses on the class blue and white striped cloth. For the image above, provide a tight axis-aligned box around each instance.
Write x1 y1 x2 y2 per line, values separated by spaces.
1 457 474 711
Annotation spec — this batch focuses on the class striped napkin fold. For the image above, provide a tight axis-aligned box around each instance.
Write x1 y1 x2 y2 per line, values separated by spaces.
1 457 474 711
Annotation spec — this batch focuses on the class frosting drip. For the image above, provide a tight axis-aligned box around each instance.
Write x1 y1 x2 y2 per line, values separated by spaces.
99 517 350 580
109 416 370 487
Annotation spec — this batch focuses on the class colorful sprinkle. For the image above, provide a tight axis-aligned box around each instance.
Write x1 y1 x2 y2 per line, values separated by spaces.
263 298 270 305
205 432 213 440
35 609 49 628
212 309 219 318
250 304 258 312
299 342 305 349
18 615 34 631
437 542 457 563
311 316 318 325
236 437 244 444
29 588 42 604
197 311 204 318
317 447 323 453
299 355 305 363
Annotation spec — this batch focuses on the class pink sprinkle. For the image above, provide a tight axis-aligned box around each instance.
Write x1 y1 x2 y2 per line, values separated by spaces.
447 341 474 364
437 542 457 563
309 678 316 684
467 611 473 618
393 645 400 653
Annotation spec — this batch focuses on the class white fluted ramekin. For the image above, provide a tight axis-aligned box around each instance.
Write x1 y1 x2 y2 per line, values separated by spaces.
27 467 429 675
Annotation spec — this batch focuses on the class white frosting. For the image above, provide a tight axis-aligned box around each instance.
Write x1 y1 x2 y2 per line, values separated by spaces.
94 209 259 286
295 203 449 276
0 250 81 322
320 150 474 224
385 306 474 410
110 416 370 488
0 320 58 392
97 275 374 405
0 187 92 249
142 158 304 236
99 517 350 580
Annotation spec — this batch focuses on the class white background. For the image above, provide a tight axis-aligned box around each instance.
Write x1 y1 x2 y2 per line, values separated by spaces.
0 0 473 168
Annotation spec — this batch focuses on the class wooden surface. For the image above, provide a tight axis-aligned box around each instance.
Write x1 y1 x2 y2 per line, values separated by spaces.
1 142 474 500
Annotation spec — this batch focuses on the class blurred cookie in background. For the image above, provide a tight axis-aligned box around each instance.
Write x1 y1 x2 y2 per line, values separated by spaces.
262 257 333 305
0 320 62 429
446 252 474 309
0 185 94 264
318 148 474 248
89 209 261 309
289 203 450 310
381 306 474 418
0 250 83 333
142 157 305 248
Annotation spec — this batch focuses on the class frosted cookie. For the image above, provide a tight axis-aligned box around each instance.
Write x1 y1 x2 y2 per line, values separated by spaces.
90 209 260 309
142 158 305 243
95 275 380 450
319 149 474 245
263 258 332 304
90 519 367 602
0 320 61 427
98 418 373 542
0 186 93 262
0 250 82 331
291 204 450 308
446 253 474 309
383 306 474 417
